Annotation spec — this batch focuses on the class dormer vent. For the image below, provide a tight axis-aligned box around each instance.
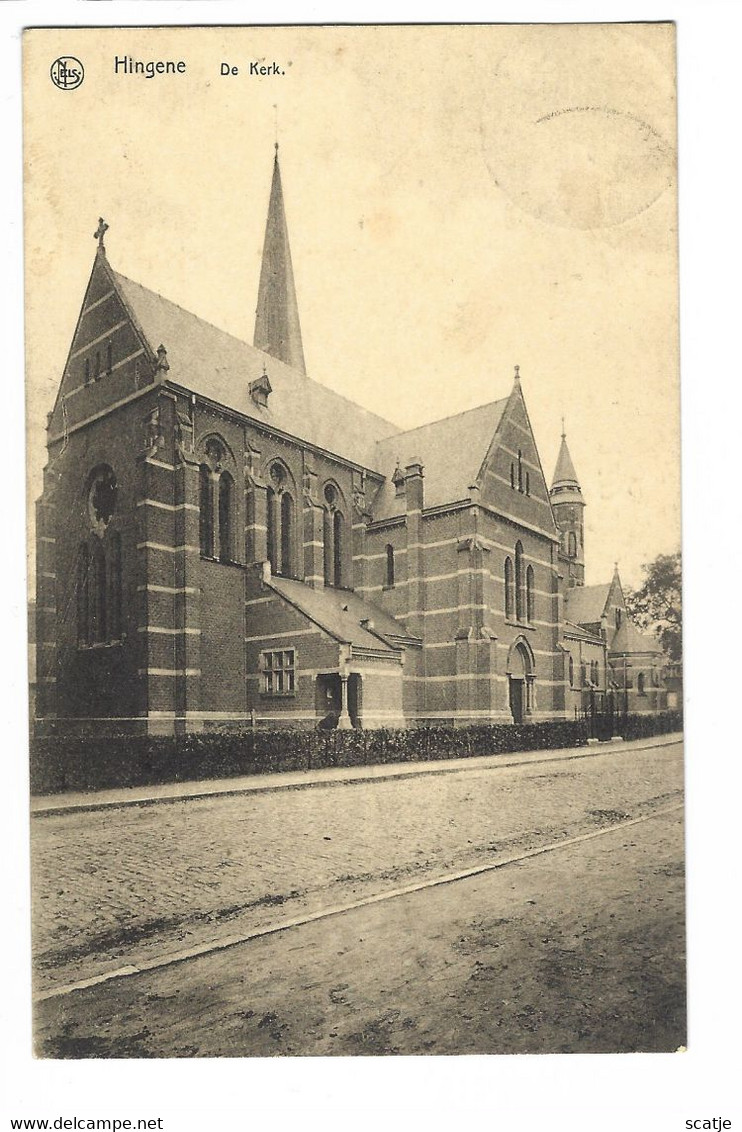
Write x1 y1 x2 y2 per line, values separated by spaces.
249 372 272 409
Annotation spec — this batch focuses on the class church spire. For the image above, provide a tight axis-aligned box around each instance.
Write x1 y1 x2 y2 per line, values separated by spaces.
550 426 582 494
253 146 307 375
549 424 586 587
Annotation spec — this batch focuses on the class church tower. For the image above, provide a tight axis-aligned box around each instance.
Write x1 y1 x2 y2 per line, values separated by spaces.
253 145 307 375
550 424 585 587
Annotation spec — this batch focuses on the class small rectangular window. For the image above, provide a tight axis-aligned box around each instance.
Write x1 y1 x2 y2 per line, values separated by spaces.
261 648 296 695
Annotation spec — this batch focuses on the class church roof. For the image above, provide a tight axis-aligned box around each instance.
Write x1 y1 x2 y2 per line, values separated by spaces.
266 575 412 650
563 619 604 644
110 266 400 471
372 399 508 520
609 618 662 656
551 433 582 492
564 583 611 626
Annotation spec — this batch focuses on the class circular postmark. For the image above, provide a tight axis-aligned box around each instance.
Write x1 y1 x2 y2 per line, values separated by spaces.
50 57 84 91
478 29 676 230
481 103 675 230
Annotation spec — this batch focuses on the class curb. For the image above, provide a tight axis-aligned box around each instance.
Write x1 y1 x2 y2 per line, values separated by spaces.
31 733 683 819
34 801 684 1003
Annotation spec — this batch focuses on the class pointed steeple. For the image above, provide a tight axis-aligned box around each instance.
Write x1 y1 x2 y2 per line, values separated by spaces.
551 425 582 494
253 146 306 375
550 423 586 587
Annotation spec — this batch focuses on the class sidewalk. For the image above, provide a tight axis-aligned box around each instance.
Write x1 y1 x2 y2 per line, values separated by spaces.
31 732 683 818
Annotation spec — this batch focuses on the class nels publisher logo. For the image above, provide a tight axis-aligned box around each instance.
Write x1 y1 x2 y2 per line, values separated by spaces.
50 56 84 90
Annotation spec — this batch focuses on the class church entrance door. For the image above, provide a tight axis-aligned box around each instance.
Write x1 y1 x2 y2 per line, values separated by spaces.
509 677 524 724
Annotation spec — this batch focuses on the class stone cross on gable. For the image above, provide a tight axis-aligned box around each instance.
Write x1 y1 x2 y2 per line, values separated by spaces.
94 217 109 250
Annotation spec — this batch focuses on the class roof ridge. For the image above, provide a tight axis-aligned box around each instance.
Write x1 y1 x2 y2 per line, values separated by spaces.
376 396 509 444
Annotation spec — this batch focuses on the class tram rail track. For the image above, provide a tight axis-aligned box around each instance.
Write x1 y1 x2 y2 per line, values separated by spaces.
35 799 684 1005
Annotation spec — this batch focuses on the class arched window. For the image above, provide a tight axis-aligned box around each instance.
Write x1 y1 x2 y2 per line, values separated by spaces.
265 462 295 576
568 531 577 557
322 483 345 588
280 491 294 576
218 471 234 562
77 542 89 644
568 656 574 686
323 507 333 585
525 472 530 496
514 541 524 621
333 510 344 587
510 463 515 489
526 564 535 622
199 464 213 557
89 538 106 644
504 556 514 618
615 608 623 629
637 672 646 695
517 450 523 492
385 544 395 588
107 531 122 640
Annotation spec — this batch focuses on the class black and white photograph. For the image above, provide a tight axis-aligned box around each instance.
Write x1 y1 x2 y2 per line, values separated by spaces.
21 21 686 1062
6 7 740 1126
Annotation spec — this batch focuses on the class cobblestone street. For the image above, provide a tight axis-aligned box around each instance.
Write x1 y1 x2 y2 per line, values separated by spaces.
31 739 683 994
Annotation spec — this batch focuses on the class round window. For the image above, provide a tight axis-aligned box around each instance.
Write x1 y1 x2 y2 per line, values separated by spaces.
88 466 117 531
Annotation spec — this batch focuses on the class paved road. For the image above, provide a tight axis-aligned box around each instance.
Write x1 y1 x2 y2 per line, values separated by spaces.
31 740 684 996
34 805 685 1056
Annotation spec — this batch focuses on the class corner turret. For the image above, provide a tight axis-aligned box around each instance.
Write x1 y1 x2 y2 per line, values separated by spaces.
550 422 585 586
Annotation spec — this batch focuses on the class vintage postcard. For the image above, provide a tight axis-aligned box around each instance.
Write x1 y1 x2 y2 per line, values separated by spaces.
24 23 683 1060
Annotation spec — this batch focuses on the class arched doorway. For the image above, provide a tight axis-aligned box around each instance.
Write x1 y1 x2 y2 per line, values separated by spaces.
506 638 535 724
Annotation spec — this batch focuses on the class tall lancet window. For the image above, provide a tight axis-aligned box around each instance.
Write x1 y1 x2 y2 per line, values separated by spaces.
266 461 295 577
322 483 346 588
526 565 535 622
333 510 344 587
280 490 294 577
77 542 89 644
385 544 395 589
323 507 333 586
504 556 514 619
199 465 214 557
107 531 122 640
514 541 524 622
218 471 234 562
89 537 107 644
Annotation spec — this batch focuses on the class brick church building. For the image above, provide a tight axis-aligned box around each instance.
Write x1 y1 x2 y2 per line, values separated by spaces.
35 150 667 735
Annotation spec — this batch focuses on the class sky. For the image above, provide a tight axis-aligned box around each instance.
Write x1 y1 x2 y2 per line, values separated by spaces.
23 23 680 589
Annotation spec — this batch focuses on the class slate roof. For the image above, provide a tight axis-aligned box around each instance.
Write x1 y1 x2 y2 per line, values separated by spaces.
111 267 400 471
109 263 519 520
564 584 611 626
563 619 604 644
372 399 508 520
610 619 662 655
551 434 581 489
266 575 414 652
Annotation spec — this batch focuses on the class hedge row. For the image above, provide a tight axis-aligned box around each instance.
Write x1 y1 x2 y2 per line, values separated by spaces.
29 710 683 796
